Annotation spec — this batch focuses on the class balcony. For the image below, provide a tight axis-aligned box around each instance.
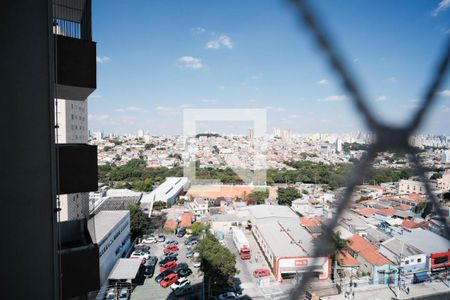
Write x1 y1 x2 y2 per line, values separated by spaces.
53 0 96 100
55 35 96 100
59 219 100 299
57 143 98 194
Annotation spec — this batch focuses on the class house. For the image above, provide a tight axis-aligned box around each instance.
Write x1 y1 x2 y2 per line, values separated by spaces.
379 238 427 274
180 212 193 228
347 235 397 285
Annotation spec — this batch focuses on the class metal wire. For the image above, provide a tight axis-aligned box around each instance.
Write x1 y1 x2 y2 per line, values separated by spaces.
288 0 450 298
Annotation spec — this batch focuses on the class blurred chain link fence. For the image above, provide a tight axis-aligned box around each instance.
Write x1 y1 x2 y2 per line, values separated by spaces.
288 0 450 298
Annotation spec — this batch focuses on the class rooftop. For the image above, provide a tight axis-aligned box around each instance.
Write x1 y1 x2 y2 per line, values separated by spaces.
381 238 424 257
348 235 393 266
108 258 141 280
88 210 129 244
395 228 450 255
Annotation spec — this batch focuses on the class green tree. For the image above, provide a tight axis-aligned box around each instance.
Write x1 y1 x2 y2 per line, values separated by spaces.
144 143 156 150
277 187 301 206
127 203 147 238
246 190 269 204
314 231 351 281
191 222 206 235
195 233 238 295
152 201 167 211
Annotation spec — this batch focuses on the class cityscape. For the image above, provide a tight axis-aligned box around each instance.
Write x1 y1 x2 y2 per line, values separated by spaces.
2 1 450 300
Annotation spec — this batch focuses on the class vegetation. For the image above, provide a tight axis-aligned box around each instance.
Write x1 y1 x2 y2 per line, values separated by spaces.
343 142 369 152
144 143 156 150
195 133 221 138
191 222 206 235
152 201 167 211
195 233 238 294
99 159 412 192
246 189 269 204
127 203 147 238
277 187 302 206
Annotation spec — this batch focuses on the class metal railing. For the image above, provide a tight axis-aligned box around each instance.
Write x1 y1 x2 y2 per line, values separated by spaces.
288 0 450 298
52 0 92 40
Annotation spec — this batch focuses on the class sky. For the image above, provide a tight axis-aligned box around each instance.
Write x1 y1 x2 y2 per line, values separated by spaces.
88 0 450 135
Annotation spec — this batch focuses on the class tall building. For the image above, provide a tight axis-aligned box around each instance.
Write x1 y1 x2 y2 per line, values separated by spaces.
248 128 254 139
282 128 291 141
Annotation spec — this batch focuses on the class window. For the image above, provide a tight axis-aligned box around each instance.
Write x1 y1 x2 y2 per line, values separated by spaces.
417 258 422 263
404 260 409 265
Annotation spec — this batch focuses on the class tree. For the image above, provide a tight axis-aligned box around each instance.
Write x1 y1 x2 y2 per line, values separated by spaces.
195 233 238 295
144 143 156 150
246 190 269 204
127 203 147 238
277 187 301 206
191 222 206 235
152 201 167 211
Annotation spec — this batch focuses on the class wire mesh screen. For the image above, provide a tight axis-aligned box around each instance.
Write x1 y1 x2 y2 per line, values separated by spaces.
287 0 450 298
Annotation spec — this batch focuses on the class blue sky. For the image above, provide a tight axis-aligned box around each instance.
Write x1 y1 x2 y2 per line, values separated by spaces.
88 0 450 135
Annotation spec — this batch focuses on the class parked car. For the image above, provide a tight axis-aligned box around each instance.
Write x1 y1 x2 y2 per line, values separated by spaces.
158 234 166 242
186 250 194 258
218 292 239 300
253 268 270 278
173 262 189 272
130 250 150 260
184 236 198 245
177 268 193 277
160 260 177 272
170 277 190 290
177 227 187 238
160 273 179 288
163 240 178 247
105 288 116 300
413 271 431 284
145 256 158 267
174 285 194 297
186 240 198 249
193 261 201 268
163 244 179 254
134 244 150 252
159 255 178 265
144 263 156 278
155 269 175 283
118 288 129 300
142 235 157 244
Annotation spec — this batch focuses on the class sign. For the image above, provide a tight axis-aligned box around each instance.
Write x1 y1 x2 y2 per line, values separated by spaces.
295 259 308 267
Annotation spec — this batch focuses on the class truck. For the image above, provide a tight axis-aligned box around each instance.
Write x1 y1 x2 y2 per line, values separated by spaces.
232 229 251 260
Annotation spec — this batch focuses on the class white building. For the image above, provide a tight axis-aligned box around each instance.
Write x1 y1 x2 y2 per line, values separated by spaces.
399 179 426 195
242 205 330 282
140 177 190 211
55 99 89 221
88 210 131 284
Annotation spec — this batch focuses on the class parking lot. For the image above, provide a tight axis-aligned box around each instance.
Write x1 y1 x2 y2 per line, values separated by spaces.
131 234 204 300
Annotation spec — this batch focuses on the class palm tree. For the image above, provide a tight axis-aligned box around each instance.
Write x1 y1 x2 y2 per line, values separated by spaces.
330 231 351 282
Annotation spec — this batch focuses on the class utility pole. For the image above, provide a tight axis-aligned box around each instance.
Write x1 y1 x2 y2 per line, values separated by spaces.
396 242 404 300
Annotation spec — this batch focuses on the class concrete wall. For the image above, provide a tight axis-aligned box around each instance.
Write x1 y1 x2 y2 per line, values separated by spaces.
0 1 59 298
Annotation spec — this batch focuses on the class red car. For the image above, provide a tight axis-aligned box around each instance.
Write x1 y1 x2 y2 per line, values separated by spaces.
160 261 177 272
163 244 179 254
160 273 179 288
253 268 270 278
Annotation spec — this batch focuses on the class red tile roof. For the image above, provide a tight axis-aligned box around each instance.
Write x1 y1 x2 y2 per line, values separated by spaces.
376 207 397 216
401 219 419 229
396 204 412 211
339 251 360 267
353 208 377 217
180 212 193 228
347 235 393 266
300 216 322 228
164 219 177 231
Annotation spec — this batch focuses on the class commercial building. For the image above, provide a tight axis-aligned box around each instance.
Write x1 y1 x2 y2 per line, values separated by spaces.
379 238 427 274
140 177 189 210
394 228 450 273
399 179 426 195
244 205 330 282
88 211 131 284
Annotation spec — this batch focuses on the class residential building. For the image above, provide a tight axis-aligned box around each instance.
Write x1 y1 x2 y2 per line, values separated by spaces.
379 238 427 274
399 179 426 195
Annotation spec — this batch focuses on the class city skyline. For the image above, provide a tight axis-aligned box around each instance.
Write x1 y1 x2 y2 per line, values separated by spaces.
89 0 450 134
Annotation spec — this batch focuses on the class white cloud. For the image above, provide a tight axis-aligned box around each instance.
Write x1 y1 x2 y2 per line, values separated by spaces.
177 56 203 69
250 73 263 80
317 95 348 102
115 106 148 113
201 99 217 103
375 95 387 102
432 0 450 16
191 27 206 34
88 94 102 100
206 34 233 49
316 79 329 85
96 56 111 63
437 89 450 97
88 114 109 121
